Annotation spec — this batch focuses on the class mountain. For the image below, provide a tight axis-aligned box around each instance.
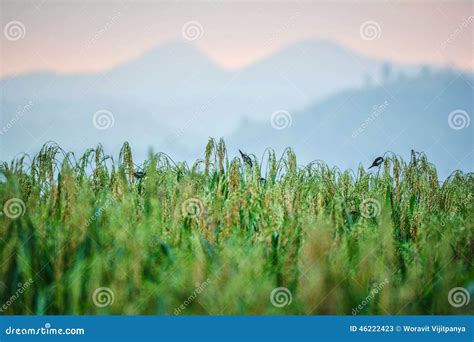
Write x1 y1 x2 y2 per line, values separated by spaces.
100 41 228 103
229 40 412 110
227 68 474 178
0 39 460 166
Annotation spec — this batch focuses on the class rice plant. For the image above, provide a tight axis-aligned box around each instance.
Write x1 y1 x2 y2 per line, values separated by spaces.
0 139 472 315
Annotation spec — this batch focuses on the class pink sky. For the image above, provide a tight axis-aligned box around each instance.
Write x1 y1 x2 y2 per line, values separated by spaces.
1 1 473 77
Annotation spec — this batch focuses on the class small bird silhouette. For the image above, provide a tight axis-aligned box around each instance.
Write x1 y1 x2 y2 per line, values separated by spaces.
134 170 146 179
239 149 253 167
368 157 384 169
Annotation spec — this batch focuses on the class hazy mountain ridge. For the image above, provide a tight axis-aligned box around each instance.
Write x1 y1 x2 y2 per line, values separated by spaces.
0 39 422 105
1 40 472 177
228 69 473 177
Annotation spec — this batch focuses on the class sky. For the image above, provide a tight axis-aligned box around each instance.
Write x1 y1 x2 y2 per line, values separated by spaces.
1 0 473 77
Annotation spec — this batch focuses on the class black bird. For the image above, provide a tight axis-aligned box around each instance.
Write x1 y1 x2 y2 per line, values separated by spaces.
368 157 384 169
239 149 253 167
134 170 146 179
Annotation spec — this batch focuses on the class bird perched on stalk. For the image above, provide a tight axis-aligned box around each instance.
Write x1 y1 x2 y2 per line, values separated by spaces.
239 149 253 167
368 157 384 169
133 168 146 195
134 170 146 180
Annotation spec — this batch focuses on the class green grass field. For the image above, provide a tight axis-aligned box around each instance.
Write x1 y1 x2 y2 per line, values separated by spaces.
1 139 473 315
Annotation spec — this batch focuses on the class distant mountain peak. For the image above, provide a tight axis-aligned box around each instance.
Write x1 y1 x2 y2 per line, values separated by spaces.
142 40 206 58
104 40 222 75
286 38 351 51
